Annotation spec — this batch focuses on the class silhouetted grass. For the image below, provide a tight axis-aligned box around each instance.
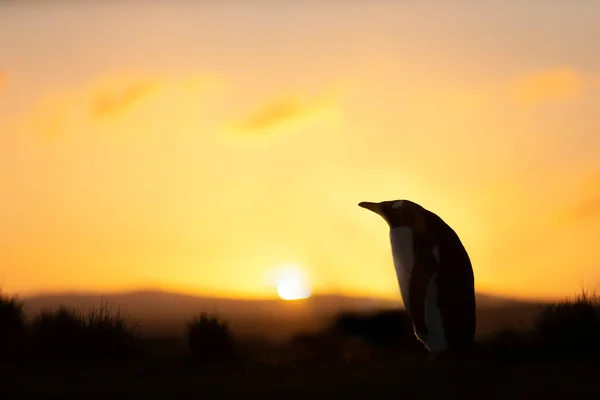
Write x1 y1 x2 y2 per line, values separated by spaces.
30 303 142 361
186 312 235 363
0 292 27 359
3 287 600 370
477 288 600 364
3 289 600 396
531 288 600 362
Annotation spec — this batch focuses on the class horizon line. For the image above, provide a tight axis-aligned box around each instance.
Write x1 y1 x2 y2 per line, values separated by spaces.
12 286 559 304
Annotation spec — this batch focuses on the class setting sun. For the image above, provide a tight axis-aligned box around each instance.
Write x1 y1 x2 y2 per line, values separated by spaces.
273 265 312 301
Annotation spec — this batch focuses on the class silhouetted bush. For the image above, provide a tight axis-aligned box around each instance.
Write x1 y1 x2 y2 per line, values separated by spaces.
331 309 425 354
531 289 600 362
186 312 235 363
30 303 142 361
0 292 26 359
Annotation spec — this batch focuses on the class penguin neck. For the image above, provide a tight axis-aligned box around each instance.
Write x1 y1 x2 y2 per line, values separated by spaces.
389 226 414 246
389 227 416 270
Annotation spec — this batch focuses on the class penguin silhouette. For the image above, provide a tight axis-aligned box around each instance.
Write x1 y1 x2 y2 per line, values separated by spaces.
359 199 476 357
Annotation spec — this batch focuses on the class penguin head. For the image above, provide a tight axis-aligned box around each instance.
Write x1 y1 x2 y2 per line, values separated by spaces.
358 199 427 232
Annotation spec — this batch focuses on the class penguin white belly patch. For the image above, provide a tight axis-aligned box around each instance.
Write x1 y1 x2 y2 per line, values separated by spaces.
389 227 415 315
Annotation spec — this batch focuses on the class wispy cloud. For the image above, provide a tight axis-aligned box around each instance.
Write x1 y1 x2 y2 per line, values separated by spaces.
230 89 341 137
236 97 307 133
18 70 340 144
548 171 600 226
573 197 600 220
91 76 160 118
511 67 583 106
22 71 224 140
569 172 600 221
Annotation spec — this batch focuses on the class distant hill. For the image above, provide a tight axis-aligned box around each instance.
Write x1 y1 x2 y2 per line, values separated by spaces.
21 290 548 340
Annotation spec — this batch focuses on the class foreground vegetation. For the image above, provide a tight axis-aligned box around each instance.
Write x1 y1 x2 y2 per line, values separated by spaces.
1 289 600 396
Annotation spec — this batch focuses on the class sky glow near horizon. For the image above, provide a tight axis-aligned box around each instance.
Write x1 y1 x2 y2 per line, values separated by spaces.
1 1 600 301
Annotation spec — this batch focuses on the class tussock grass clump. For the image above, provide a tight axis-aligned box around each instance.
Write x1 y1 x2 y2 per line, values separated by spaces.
531 288 600 361
83 303 142 360
30 302 141 361
0 292 27 358
30 306 85 359
186 312 235 363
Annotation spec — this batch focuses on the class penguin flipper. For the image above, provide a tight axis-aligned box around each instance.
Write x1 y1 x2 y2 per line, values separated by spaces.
408 245 438 338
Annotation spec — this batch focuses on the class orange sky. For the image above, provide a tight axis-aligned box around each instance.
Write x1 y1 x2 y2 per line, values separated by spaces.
1 2 599 301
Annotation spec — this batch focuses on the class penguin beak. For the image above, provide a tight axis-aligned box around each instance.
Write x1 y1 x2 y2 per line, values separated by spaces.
358 201 382 215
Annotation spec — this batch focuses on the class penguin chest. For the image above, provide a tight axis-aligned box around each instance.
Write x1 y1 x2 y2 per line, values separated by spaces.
389 230 448 353
389 227 416 313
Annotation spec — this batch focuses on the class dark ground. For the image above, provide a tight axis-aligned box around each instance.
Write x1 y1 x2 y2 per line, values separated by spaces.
3 291 598 398
2 341 599 399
